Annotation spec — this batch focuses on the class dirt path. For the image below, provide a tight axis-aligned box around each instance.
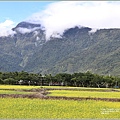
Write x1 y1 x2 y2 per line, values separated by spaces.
0 88 120 102
0 93 120 102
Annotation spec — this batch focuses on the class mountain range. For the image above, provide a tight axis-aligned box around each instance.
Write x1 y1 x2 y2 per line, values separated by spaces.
0 21 120 76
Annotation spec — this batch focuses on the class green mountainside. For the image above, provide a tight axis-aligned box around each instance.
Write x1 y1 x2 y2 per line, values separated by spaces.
0 22 120 76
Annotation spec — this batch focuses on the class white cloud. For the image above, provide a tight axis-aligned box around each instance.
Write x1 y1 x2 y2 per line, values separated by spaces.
27 1 120 40
0 20 14 27
88 28 98 35
0 20 16 37
15 27 40 34
1 2 120 39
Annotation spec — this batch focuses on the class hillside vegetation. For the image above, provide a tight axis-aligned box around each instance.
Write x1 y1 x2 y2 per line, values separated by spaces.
0 22 120 76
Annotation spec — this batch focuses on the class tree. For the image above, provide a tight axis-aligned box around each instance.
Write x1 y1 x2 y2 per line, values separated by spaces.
44 74 53 86
92 74 104 88
103 76 113 88
3 78 16 85
0 78 3 84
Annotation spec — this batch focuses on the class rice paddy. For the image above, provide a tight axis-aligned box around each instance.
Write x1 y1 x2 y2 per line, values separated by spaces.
0 98 120 119
48 90 120 98
0 85 118 91
0 85 40 90
0 90 33 94
0 85 120 119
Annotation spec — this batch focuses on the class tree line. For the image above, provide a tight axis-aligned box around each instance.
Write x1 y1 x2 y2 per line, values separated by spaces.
0 71 120 88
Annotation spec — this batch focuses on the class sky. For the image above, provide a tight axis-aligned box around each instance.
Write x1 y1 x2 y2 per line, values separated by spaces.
0 1 120 39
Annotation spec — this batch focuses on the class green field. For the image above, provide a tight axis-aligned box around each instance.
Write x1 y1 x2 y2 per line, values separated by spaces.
0 98 120 119
0 90 33 94
0 85 120 119
0 85 118 91
0 85 40 90
48 90 120 98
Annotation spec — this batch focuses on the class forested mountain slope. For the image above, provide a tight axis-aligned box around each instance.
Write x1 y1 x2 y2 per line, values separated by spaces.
0 22 120 76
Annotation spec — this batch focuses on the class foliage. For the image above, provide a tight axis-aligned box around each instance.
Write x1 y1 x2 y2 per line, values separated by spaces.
0 71 120 88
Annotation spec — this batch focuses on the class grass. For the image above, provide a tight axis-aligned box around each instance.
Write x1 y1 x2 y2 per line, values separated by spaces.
44 86 112 90
0 90 33 95
44 86 120 92
0 98 120 119
48 90 120 98
0 85 119 91
0 85 40 90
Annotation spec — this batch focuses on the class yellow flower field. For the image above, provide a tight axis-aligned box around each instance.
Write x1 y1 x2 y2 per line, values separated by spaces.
0 98 120 119
0 85 120 119
0 90 33 94
48 90 120 98
0 85 40 90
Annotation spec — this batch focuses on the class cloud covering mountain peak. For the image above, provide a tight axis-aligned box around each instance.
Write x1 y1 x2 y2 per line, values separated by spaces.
12 21 45 34
26 1 120 39
1 1 120 39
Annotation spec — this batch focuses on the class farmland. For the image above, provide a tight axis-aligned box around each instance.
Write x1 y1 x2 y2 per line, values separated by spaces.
0 85 40 90
48 90 120 98
0 98 120 119
0 89 33 95
0 85 120 119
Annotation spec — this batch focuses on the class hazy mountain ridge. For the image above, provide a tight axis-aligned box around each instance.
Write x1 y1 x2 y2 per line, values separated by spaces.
0 22 120 76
